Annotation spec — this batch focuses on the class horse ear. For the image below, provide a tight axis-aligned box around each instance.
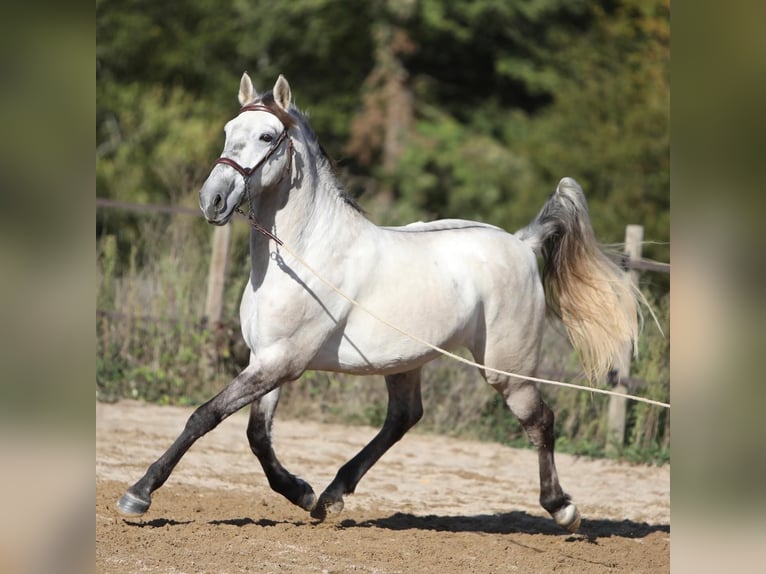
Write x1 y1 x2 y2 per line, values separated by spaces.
238 72 257 106
273 74 292 110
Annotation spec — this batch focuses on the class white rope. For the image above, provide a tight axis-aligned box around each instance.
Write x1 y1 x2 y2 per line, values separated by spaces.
273 240 670 410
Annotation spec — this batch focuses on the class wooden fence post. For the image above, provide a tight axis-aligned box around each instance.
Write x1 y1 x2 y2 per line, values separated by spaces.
204 224 231 325
201 224 231 378
605 224 643 455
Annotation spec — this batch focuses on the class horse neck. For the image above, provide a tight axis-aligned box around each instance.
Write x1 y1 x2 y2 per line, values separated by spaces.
249 136 367 259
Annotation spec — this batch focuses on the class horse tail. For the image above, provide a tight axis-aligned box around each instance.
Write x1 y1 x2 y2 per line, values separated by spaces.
516 177 641 381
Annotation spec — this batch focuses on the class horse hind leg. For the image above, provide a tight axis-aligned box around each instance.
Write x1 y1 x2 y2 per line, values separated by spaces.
311 368 423 521
490 372 581 533
246 387 316 511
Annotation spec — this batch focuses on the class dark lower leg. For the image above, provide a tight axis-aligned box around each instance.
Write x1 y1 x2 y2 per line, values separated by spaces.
118 368 270 515
501 381 580 532
246 388 315 510
311 370 423 520
520 400 570 515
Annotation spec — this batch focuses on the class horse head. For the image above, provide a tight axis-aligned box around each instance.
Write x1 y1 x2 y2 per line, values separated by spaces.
199 73 294 225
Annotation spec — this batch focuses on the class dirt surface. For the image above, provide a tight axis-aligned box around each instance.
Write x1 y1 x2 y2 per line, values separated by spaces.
97 401 670 573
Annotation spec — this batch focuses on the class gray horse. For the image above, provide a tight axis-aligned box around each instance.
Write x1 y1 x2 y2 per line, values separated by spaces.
118 74 641 533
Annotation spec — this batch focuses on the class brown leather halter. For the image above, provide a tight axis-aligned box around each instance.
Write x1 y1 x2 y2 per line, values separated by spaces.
213 103 293 182
212 103 292 244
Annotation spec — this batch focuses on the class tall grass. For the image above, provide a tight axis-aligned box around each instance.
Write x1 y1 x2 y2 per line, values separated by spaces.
97 212 669 464
97 212 243 404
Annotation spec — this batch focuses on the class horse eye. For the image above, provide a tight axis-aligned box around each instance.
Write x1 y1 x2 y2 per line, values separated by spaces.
260 133 274 143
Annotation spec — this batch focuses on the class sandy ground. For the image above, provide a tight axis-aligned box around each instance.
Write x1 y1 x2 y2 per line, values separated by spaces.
96 400 670 573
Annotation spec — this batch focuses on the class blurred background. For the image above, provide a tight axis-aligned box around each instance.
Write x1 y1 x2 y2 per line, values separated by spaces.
96 0 670 464
4 0 766 571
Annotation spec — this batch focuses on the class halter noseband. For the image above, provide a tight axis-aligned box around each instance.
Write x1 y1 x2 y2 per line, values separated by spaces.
213 103 294 183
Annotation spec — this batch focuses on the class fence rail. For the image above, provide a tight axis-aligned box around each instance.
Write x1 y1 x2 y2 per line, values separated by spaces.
616 254 670 274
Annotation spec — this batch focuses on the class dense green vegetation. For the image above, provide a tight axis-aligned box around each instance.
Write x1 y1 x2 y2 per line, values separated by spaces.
97 0 669 463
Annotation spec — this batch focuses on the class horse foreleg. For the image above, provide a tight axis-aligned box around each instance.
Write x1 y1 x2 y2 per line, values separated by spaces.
116 364 275 516
498 380 581 533
311 368 423 520
246 387 316 510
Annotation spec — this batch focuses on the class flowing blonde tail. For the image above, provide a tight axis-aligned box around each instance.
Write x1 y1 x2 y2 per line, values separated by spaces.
516 177 641 381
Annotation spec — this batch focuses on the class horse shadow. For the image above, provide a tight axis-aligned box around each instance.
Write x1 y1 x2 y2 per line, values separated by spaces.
197 510 668 541
122 518 193 528
338 511 669 540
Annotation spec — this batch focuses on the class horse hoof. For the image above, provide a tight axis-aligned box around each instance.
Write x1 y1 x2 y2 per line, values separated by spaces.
297 490 316 512
309 503 326 521
326 499 344 515
553 503 581 533
117 492 151 516
310 496 344 521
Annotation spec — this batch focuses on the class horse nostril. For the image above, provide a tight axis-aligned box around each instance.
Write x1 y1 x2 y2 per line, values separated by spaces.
213 193 223 211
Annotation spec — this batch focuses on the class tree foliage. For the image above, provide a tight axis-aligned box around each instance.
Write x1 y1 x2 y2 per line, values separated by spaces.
97 0 669 278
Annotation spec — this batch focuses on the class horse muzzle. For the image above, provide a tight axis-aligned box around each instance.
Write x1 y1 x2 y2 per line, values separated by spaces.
199 176 237 224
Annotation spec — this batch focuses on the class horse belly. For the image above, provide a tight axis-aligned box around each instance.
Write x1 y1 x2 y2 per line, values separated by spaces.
310 272 479 375
313 326 467 376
